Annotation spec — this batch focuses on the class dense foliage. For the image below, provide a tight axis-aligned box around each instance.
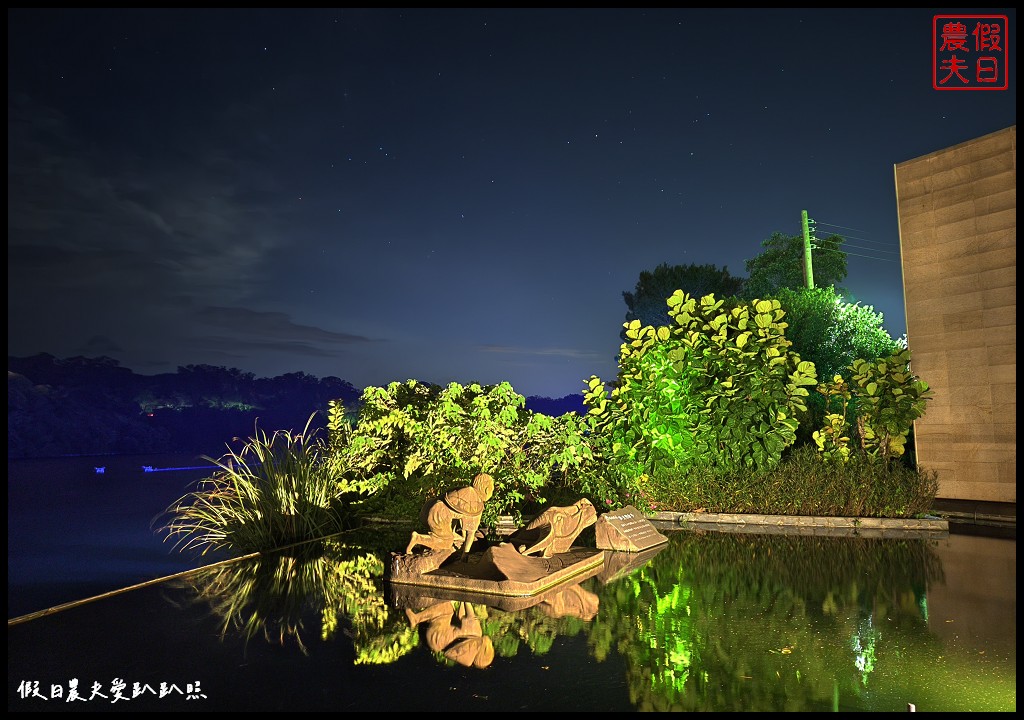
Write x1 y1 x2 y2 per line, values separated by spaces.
585 292 817 481
813 348 933 464
621 262 745 341
648 443 937 518
743 231 847 299
774 287 902 384
326 379 626 528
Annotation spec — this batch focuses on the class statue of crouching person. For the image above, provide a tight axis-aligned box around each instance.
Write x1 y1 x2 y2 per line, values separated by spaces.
405 473 495 560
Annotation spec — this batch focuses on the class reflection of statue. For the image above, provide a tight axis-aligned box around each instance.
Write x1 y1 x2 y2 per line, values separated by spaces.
406 601 495 669
538 584 600 621
508 499 598 557
406 473 495 556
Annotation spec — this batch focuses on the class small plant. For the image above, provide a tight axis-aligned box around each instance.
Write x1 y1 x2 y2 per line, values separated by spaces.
157 414 370 556
850 349 933 461
812 349 934 464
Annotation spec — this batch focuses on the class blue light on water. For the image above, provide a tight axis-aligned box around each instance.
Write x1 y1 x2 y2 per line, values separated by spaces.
141 465 217 472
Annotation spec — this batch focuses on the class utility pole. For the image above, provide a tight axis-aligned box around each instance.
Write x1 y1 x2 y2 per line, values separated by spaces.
801 210 815 289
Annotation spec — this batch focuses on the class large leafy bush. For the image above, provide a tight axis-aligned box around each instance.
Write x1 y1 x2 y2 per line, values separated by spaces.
584 292 817 481
327 380 614 528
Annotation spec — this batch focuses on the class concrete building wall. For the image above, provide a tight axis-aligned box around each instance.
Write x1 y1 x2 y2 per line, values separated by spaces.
894 125 1016 503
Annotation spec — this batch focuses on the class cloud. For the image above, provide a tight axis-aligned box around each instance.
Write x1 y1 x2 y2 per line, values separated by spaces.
6 94 341 370
475 344 606 361
7 95 288 309
193 306 378 345
80 336 125 355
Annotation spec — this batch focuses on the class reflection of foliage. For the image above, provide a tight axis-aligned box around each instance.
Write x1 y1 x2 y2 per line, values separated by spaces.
480 604 591 660
591 531 945 711
347 612 420 666
851 616 878 686
317 548 419 666
184 547 327 654
177 524 988 711
180 530 416 664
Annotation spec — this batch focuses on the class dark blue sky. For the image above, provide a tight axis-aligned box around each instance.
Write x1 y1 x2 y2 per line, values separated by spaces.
7 8 1016 398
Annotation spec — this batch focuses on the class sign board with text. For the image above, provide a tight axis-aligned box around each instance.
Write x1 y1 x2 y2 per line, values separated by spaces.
595 505 669 552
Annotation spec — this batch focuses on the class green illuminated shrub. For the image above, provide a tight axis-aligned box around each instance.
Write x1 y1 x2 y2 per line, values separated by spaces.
584 292 817 481
811 348 933 465
850 348 933 461
328 380 617 528
812 374 855 463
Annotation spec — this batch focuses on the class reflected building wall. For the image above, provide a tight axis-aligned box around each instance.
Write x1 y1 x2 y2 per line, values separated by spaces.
894 126 1016 503
926 535 1016 648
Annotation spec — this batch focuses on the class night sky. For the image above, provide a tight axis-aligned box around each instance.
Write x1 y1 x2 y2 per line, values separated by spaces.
7 8 1016 399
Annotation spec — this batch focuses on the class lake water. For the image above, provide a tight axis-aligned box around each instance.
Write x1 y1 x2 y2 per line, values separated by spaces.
8 453 222 618
7 454 1017 712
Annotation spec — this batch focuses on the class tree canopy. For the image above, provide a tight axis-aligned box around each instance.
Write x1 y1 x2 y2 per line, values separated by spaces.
774 286 901 384
743 231 847 299
621 263 744 340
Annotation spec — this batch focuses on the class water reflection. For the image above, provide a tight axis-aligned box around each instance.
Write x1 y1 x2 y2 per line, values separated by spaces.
180 530 418 665
175 527 1015 712
605 529 944 712
405 602 495 668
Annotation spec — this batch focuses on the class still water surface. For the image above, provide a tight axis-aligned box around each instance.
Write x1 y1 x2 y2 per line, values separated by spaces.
7 454 1016 712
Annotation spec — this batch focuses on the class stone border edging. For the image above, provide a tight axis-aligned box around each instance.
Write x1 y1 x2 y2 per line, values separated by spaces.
649 511 949 532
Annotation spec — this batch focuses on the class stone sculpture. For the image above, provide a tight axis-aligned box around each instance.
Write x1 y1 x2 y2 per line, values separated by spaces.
394 474 605 585
405 473 495 557
507 498 598 557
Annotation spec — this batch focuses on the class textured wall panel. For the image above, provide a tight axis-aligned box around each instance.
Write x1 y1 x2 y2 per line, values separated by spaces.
894 126 1016 503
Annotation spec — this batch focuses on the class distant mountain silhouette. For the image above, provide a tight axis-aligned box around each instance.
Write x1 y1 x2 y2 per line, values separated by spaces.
8 354 586 459
524 394 586 416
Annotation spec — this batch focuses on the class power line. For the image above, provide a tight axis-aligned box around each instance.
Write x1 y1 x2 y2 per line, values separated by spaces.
826 233 896 247
815 246 900 262
791 227 897 251
815 219 901 249
829 242 900 255
815 220 870 234
765 220 901 263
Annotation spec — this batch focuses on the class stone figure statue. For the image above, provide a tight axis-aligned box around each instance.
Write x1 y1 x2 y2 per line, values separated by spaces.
405 473 495 556
508 498 598 557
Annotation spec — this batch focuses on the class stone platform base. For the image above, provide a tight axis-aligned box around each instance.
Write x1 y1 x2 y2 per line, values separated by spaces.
388 543 605 599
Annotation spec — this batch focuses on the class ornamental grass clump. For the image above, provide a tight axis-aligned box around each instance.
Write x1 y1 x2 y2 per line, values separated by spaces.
158 414 363 557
